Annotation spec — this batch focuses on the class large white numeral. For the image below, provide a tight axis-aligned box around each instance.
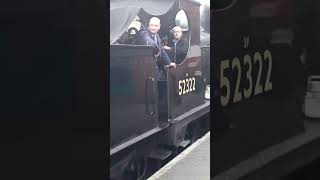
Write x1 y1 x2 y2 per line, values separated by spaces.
182 79 186 94
219 50 273 106
178 81 183 95
178 77 196 96
221 60 230 106
264 49 272 92
186 78 190 93
188 78 192 92
232 57 242 103
254 52 263 95
243 54 253 98
192 77 196 90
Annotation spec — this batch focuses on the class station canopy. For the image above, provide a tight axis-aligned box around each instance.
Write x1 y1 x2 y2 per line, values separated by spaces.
110 0 176 44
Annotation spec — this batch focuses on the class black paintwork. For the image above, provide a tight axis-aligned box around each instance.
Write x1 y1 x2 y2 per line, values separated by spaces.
167 0 206 121
110 0 209 151
212 0 305 176
110 45 158 150
110 0 210 179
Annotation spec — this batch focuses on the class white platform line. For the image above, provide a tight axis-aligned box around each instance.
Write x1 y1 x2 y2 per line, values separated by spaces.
148 131 210 180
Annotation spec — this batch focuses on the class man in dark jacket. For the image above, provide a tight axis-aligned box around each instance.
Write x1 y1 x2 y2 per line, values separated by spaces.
163 26 188 64
135 17 176 79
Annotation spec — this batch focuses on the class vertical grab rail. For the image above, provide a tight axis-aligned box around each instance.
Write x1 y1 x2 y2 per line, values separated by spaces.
145 76 155 116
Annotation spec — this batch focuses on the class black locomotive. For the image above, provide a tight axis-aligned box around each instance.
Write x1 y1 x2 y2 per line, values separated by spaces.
212 0 307 177
110 0 210 179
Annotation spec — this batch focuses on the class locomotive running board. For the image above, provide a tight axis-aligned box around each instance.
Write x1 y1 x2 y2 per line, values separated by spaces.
169 100 210 124
110 122 169 156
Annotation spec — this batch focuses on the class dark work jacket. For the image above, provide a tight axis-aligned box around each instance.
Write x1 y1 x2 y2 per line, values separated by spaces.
166 39 188 64
135 28 171 78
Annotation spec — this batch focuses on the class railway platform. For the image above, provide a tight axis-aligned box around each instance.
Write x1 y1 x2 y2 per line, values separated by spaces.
148 132 210 180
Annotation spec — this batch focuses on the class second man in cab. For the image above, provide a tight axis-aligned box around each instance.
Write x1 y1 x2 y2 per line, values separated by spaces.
163 26 188 64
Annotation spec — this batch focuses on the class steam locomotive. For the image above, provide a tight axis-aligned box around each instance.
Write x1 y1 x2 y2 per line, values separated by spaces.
110 0 210 179
212 0 307 177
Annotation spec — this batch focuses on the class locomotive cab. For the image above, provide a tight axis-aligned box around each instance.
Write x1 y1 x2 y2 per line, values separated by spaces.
110 0 210 179
138 0 210 146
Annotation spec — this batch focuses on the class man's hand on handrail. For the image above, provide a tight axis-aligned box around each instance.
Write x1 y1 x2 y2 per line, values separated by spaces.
166 62 176 69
